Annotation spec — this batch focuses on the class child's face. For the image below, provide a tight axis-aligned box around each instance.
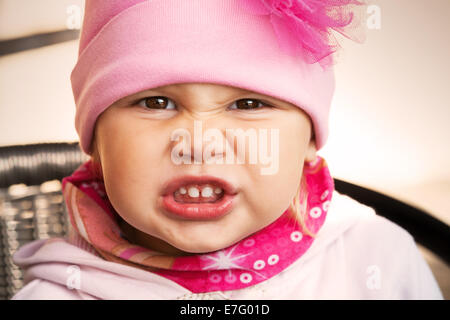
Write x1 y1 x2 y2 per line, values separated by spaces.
94 83 316 254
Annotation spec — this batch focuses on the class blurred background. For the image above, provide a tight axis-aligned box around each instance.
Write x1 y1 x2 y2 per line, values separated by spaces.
0 0 448 298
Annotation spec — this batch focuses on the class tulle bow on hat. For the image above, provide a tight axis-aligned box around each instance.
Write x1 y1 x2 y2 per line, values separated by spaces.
238 0 367 68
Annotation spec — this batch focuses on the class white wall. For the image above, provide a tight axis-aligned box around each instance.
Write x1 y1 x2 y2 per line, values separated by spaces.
319 0 450 223
0 0 449 223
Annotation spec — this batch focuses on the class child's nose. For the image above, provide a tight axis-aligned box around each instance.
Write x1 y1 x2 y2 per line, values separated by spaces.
168 119 229 165
182 103 225 120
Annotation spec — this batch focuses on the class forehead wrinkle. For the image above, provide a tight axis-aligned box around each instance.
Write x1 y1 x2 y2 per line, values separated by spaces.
155 83 256 105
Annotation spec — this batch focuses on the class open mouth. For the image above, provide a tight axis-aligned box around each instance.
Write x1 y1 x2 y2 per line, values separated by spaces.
173 184 224 203
160 176 237 220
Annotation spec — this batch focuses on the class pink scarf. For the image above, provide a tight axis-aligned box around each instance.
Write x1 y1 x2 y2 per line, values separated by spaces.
61 156 334 293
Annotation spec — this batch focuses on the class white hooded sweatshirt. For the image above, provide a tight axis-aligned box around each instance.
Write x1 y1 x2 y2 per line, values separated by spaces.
10 191 443 300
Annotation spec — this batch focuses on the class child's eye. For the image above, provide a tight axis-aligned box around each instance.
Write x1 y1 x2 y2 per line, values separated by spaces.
137 96 176 110
135 96 272 111
228 99 272 111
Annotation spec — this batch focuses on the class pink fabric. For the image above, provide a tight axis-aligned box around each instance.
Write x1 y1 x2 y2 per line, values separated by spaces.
238 0 366 67
71 0 366 155
61 156 334 293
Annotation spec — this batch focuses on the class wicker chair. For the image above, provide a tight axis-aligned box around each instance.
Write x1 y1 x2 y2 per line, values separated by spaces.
0 142 448 299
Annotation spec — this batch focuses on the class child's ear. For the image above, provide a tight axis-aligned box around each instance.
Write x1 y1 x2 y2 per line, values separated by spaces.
305 138 317 163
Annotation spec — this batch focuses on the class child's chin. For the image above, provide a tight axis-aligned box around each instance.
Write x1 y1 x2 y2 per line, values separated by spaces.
173 237 237 254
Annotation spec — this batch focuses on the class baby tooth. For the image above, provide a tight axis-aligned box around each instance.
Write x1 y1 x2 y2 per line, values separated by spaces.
201 186 213 197
179 187 187 194
214 187 222 194
188 187 200 198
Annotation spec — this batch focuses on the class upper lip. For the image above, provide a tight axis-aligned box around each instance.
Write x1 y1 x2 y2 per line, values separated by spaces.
161 175 238 196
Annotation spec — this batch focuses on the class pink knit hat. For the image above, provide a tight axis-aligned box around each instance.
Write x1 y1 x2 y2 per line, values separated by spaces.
71 0 365 155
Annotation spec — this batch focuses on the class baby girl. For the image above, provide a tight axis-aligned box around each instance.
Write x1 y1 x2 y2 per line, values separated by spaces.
11 0 442 299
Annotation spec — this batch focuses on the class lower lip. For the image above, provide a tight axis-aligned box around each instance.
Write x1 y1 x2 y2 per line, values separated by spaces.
161 193 236 220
